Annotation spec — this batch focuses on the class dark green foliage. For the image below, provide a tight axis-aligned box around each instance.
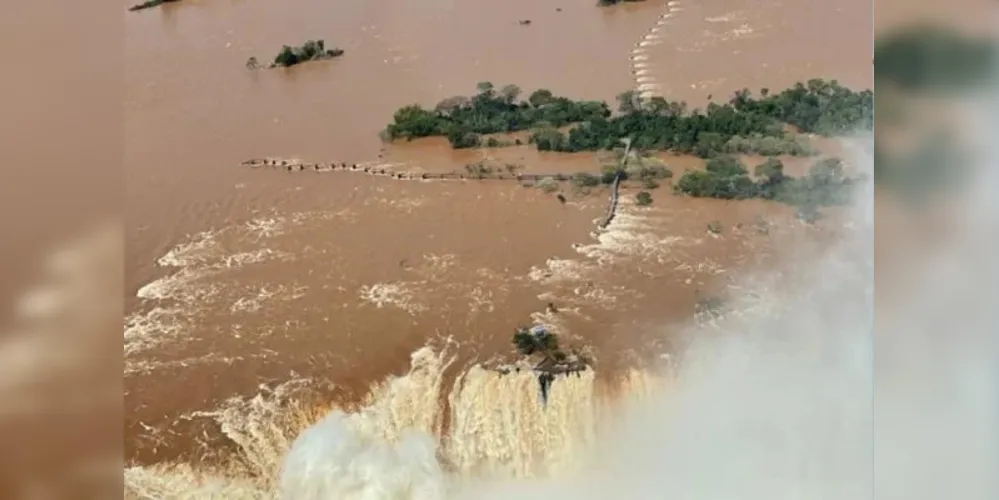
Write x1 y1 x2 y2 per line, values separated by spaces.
705 156 748 177
875 25 997 92
531 126 570 152
447 129 481 149
272 40 344 68
513 327 560 357
635 191 653 206
723 134 815 156
725 79 873 135
754 158 786 199
386 82 610 148
674 156 758 200
633 164 673 180
385 79 871 156
675 156 858 210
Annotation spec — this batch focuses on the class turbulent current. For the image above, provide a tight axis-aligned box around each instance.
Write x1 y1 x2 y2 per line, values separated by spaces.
124 139 881 499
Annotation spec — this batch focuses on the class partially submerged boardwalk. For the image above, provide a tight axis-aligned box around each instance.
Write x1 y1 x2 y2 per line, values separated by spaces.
243 157 592 183
241 155 627 229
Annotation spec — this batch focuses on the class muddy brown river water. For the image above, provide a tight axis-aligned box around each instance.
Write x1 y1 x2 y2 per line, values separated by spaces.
115 0 873 477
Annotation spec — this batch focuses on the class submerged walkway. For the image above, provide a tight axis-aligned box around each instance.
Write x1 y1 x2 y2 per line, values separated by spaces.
241 156 627 230
243 157 585 182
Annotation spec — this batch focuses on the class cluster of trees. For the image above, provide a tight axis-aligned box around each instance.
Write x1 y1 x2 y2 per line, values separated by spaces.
384 82 611 147
384 79 872 157
674 155 860 214
513 327 567 363
250 40 344 69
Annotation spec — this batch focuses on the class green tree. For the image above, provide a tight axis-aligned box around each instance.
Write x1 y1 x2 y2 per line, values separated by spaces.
754 158 785 183
476 81 495 96
531 127 567 151
386 105 440 139
705 156 748 177
500 84 522 104
528 89 556 107
513 327 560 357
616 90 642 114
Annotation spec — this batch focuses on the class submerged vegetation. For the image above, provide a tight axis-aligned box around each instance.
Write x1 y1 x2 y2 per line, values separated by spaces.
384 79 872 156
635 191 653 206
674 155 861 216
127 0 179 11
247 40 345 69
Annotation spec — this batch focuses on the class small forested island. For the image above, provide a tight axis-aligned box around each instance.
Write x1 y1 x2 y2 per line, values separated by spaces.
246 40 345 70
383 79 872 157
127 0 179 12
509 326 589 401
385 79 870 217
673 155 860 220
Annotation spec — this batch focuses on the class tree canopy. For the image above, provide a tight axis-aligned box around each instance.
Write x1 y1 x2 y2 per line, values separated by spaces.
674 155 862 214
271 40 345 68
384 79 872 157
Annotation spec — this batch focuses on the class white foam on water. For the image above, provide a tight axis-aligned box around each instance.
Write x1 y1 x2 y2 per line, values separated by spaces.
359 282 428 315
527 258 593 284
574 205 702 268
124 214 324 372
629 1 687 99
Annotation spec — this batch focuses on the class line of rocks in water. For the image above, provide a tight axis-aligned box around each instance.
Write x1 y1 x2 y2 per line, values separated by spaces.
243 156 625 232
241 158 593 182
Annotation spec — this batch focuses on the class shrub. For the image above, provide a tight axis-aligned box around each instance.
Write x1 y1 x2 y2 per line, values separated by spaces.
464 161 495 179
635 191 653 206
600 166 625 184
637 165 672 180
512 327 560 357
272 39 344 68
572 172 601 188
536 177 559 193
